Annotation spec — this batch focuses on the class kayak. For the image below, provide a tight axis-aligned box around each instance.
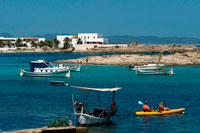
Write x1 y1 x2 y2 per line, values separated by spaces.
135 108 185 115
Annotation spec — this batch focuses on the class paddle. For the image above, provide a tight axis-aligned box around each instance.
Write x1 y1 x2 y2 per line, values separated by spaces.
138 101 144 105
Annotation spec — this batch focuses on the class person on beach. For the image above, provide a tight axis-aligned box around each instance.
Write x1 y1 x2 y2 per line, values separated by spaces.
158 102 170 112
143 101 153 112
86 57 88 64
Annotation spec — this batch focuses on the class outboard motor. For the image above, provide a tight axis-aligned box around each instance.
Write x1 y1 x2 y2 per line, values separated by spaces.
74 101 83 112
129 64 134 69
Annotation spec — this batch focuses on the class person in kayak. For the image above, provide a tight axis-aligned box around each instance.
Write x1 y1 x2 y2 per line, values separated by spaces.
143 101 153 112
159 102 170 111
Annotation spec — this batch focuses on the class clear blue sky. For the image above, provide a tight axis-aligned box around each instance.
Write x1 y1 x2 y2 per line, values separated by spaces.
0 0 199 37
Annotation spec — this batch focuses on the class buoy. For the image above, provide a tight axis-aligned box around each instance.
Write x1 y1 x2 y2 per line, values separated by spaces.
65 71 71 78
20 68 23 76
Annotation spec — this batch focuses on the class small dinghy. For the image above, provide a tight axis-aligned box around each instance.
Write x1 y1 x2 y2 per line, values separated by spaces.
50 81 68 86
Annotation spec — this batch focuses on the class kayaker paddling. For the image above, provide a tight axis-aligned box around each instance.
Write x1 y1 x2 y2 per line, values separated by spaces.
143 101 153 112
158 102 170 112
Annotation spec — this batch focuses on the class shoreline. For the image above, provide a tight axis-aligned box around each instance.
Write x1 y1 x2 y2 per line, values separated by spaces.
0 44 199 54
54 52 200 66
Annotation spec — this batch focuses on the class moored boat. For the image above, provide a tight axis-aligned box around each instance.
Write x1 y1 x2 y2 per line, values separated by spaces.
50 81 68 86
136 67 174 75
20 59 69 77
71 86 122 126
130 63 165 70
135 108 185 115
69 65 81 72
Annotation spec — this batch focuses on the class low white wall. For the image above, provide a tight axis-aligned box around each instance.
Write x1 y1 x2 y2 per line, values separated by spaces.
74 44 128 50
0 47 17 51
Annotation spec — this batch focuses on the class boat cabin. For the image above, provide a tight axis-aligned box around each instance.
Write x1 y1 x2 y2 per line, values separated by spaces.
30 60 49 72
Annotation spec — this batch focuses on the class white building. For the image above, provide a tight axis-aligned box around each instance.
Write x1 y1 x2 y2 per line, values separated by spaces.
57 33 109 50
0 37 45 48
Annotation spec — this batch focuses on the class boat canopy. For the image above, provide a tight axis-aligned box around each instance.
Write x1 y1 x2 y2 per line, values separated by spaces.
71 86 121 92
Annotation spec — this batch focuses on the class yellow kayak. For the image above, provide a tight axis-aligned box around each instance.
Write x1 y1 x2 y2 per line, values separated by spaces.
135 108 185 115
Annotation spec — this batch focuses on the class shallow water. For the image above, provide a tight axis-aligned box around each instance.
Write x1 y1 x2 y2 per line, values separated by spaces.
0 53 200 132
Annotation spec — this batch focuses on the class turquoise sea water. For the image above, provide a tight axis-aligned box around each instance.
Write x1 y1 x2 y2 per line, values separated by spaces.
0 53 200 132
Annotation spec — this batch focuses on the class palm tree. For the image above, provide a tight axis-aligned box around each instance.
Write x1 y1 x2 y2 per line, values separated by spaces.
15 38 22 47
63 37 72 49
52 38 60 48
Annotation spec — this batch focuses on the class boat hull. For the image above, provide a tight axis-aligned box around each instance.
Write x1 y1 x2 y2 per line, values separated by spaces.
136 68 173 75
21 70 68 77
75 113 110 125
135 108 185 115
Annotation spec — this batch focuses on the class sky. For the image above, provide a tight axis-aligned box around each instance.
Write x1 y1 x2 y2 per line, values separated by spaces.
0 0 200 37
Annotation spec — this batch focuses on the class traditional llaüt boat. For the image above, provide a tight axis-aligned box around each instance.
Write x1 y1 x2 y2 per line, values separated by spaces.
135 108 185 115
129 63 165 70
134 55 174 75
69 64 81 72
70 86 122 126
136 67 174 75
20 59 70 77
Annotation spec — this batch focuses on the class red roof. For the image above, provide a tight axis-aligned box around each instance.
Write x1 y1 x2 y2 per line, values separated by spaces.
23 38 38 40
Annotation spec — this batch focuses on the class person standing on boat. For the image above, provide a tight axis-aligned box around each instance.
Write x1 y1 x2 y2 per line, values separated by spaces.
158 102 170 112
143 101 153 112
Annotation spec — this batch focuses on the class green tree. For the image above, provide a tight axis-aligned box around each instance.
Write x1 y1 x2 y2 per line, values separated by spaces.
15 38 22 47
44 40 53 48
63 37 72 49
38 41 45 48
0 40 3 47
5 40 11 47
77 38 82 44
31 41 37 48
52 38 60 48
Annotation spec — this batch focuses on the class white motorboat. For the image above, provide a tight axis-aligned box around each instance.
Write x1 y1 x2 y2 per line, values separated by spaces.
20 59 69 77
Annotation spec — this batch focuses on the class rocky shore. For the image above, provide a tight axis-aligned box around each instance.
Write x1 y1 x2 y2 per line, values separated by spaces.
74 44 198 53
54 51 200 66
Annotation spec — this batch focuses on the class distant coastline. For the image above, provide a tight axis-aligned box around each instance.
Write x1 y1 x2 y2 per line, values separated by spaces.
2 44 200 66
0 44 198 53
0 48 74 53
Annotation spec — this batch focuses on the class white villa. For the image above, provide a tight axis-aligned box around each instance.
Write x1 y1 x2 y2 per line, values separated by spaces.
57 33 128 50
0 37 45 48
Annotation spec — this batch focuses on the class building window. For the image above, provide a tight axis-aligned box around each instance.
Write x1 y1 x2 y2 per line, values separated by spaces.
93 36 95 39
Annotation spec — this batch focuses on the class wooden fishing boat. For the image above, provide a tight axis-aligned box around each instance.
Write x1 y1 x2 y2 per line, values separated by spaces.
71 86 121 126
136 67 174 75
